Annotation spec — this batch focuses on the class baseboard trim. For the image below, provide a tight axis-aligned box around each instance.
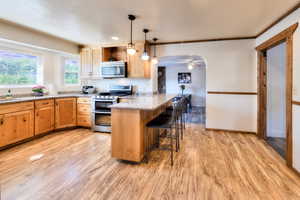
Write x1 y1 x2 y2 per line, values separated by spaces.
292 167 300 178
205 128 257 135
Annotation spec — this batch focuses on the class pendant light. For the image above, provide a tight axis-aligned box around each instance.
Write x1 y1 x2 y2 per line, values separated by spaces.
152 38 158 64
188 63 194 70
141 29 150 61
127 15 136 55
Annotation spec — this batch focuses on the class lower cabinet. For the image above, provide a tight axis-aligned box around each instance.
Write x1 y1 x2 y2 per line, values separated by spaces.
35 99 55 135
0 110 34 147
55 98 77 129
0 97 91 148
77 97 91 127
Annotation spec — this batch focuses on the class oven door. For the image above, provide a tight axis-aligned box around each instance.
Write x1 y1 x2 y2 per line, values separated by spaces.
92 113 112 132
92 99 114 132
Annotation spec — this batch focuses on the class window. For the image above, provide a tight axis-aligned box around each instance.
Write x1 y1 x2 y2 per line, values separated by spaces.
0 49 42 86
64 58 80 85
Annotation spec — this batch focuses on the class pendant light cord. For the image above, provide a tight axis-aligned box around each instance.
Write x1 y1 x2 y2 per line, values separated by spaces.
130 20 133 45
144 32 147 53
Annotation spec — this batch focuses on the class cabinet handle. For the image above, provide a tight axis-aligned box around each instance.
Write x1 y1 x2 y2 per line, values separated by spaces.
36 111 39 117
0 118 4 125
23 118 27 122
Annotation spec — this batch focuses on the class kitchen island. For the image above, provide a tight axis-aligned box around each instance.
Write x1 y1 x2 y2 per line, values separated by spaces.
110 94 176 162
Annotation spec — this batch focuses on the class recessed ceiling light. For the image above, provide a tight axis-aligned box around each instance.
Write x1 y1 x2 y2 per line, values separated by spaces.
112 36 119 41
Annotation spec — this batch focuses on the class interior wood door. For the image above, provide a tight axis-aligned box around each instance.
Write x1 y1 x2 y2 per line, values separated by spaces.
55 98 77 129
35 106 55 135
0 110 34 147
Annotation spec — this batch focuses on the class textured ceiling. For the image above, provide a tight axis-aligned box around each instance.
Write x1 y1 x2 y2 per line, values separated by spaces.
0 0 299 45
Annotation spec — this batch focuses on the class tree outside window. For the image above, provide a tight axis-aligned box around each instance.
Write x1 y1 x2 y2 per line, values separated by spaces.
0 50 42 86
64 58 80 85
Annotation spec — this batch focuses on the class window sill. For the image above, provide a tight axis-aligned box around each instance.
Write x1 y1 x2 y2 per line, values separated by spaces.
0 85 37 89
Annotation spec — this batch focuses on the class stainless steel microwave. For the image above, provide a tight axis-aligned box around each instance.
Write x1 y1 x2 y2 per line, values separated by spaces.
100 61 127 78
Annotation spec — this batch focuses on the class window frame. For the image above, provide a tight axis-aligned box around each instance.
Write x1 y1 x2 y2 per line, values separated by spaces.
63 56 81 87
0 46 43 88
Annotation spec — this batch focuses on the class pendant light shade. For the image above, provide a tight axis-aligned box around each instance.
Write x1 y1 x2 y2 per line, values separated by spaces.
141 29 150 61
151 38 158 64
127 15 136 55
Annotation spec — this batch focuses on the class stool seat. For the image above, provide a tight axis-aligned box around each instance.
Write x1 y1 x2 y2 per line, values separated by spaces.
146 114 172 129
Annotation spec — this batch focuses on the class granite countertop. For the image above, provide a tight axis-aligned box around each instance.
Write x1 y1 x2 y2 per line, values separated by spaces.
110 94 176 110
0 93 94 104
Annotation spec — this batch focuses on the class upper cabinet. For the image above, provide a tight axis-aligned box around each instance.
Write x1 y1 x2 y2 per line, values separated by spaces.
127 42 151 79
80 42 151 80
80 47 102 79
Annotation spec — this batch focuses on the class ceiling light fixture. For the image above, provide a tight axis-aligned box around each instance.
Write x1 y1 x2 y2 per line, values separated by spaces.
141 29 150 61
127 15 136 55
112 36 119 41
152 38 158 64
188 63 194 70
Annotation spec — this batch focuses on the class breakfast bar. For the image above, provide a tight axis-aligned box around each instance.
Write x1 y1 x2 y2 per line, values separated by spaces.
110 94 175 162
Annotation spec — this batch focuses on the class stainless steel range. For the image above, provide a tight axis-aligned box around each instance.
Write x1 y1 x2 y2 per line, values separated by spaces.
92 85 132 133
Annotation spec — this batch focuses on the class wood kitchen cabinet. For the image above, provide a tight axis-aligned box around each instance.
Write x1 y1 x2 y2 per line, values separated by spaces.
0 102 34 147
80 47 102 78
35 99 55 135
127 42 151 79
77 97 91 127
55 98 77 129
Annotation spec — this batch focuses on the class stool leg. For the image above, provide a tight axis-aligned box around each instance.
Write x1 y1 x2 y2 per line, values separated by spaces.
180 115 183 140
170 127 174 166
146 131 149 163
176 120 180 152
157 129 160 148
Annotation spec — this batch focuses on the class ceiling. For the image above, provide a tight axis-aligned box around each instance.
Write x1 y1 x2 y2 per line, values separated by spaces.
159 56 205 68
0 0 299 45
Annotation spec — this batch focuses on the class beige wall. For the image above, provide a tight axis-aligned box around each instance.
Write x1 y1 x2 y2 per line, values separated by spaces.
155 39 257 132
0 20 79 54
256 8 300 172
0 36 80 96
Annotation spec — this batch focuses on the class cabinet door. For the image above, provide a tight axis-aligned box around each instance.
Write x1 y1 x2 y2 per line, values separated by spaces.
0 110 34 147
0 115 4 147
77 102 91 127
80 48 93 78
35 106 55 135
92 48 102 77
127 42 151 78
55 98 77 129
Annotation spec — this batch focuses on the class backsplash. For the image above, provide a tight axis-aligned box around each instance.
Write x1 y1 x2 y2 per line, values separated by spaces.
85 78 153 94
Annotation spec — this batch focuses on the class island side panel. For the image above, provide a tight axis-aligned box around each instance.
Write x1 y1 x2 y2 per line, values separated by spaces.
111 108 144 162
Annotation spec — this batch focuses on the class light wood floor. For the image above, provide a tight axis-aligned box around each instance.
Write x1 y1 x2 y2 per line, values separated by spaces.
1 124 300 200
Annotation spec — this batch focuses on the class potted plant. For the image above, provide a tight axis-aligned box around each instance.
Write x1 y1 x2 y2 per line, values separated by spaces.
32 85 46 96
179 84 186 95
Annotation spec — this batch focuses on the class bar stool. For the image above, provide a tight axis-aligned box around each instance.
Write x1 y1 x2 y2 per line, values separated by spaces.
145 102 181 166
164 97 186 140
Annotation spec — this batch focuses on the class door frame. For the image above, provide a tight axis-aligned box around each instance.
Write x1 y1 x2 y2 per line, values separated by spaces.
256 23 298 167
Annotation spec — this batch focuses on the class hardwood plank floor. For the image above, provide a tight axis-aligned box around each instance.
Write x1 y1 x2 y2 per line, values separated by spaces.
0 124 300 200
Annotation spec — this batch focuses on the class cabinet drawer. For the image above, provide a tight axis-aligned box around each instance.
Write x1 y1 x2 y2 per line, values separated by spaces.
119 98 130 103
35 99 54 108
0 101 34 115
77 104 91 114
77 114 91 127
77 97 91 104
